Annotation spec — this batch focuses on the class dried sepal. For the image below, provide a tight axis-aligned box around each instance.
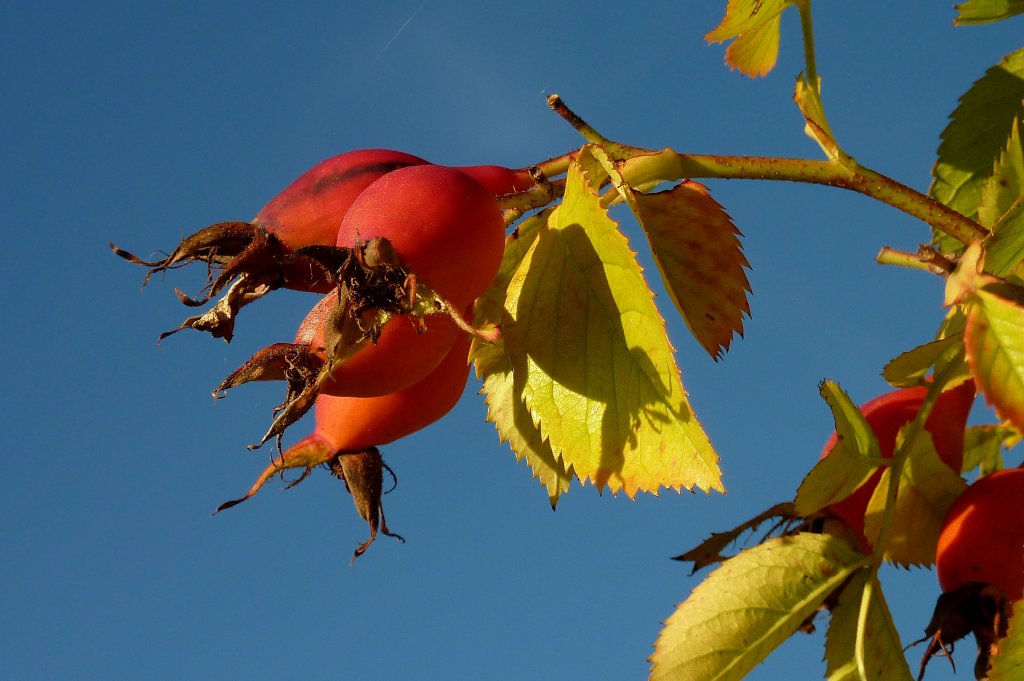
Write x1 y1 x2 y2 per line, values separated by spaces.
115 223 349 341
911 582 1012 680
330 448 405 563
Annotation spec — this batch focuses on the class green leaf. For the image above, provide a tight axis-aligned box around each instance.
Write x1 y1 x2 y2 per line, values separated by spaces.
984 197 1024 278
628 181 751 360
650 533 864 681
473 209 572 506
503 159 722 496
988 597 1024 680
966 283 1024 431
954 0 1024 25
794 381 883 515
931 48 1024 247
863 429 967 567
794 447 882 517
961 424 1018 475
822 380 883 459
823 572 914 681
979 117 1024 227
705 0 791 78
882 335 965 387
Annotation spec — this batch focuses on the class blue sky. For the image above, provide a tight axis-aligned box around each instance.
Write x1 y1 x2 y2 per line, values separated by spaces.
3 3 1021 679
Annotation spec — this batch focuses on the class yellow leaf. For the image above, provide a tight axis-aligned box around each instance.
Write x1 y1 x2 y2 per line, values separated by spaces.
706 0 791 78
503 160 722 496
473 211 572 505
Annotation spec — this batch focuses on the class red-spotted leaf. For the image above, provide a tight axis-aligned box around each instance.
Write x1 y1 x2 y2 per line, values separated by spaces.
705 0 792 78
629 182 750 360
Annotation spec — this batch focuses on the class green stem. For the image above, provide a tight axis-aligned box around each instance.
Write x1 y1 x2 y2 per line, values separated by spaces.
619 149 988 246
531 150 576 178
855 575 873 681
876 246 957 275
853 364 957 681
794 0 820 89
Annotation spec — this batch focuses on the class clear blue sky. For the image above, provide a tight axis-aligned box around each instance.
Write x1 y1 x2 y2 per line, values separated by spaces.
3 3 1020 679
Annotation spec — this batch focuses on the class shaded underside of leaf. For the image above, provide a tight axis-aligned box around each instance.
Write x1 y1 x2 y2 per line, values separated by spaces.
705 0 790 78
954 0 1024 25
794 446 880 518
930 48 1024 233
862 430 967 567
966 284 1024 431
473 210 572 505
650 533 863 681
961 424 1016 475
984 198 1024 279
979 117 1024 227
882 335 964 388
631 182 751 360
505 161 722 497
823 571 914 681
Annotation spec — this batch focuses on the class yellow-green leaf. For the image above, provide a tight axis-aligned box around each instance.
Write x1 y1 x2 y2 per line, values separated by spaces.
705 0 791 78
984 198 1024 279
988 597 1024 680
629 181 750 360
954 0 1024 25
979 117 1024 227
863 429 967 567
794 75 843 160
823 572 914 681
966 284 1024 431
931 48 1024 249
650 533 864 681
961 424 1018 475
882 335 965 388
473 210 572 505
503 161 722 496
794 380 883 515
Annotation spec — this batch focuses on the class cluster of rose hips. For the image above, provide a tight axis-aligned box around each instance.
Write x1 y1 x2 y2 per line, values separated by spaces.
115 149 542 560
818 382 1023 678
